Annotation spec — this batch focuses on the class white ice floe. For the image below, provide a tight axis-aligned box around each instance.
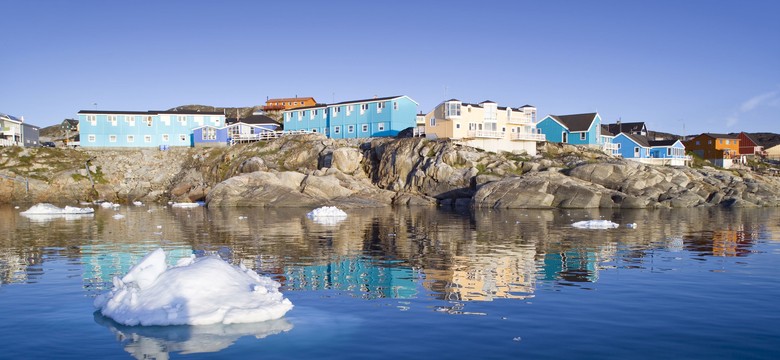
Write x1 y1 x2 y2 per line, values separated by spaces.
112 214 125 220
20 203 94 222
626 223 638 229
572 220 619 229
171 202 201 208
100 202 120 208
306 206 347 225
133 201 144 206
94 248 293 326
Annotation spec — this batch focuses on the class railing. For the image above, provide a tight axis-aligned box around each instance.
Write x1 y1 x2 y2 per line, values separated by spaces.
602 143 620 155
510 132 546 141
229 130 313 145
0 138 21 147
507 117 533 125
466 130 504 139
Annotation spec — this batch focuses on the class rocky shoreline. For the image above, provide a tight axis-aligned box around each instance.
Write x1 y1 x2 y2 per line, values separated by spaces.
2 134 780 208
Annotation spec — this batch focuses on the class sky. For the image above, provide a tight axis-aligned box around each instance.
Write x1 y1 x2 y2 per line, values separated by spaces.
2 0 779 135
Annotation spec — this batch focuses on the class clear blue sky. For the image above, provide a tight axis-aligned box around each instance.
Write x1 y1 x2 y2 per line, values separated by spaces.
2 0 778 135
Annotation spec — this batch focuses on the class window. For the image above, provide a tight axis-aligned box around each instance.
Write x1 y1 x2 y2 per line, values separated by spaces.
178 116 187 125
378 122 385 131
109 135 117 143
580 132 586 140
393 102 398 110
361 124 368 132
87 115 96 125
312 110 318 119
145 116 153 127
162 116 170 126
334 125 341 134
346 105 353 116
194 116 203 126
298 111 303 120
213 117 220 125
360 103 368 115
179 134 187 142
617 143 621 149
88 134 96 142
312 128 318 133
162 134 169 142
430 117 436 126
377 102 385 113
708 140 712 144
667 148 672 156
348 125 354 133
125 115 135 126
286 113 291 122
634 147 640 157
333 107 340 117
696 140 700 145
202 127 216 140
456 123 460 129
144 135 152 143
108 115 117 126
445 102 461 117
127 135 134 143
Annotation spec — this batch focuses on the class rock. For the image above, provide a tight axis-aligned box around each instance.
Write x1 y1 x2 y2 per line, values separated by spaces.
239 157 265 173
331 147 362 174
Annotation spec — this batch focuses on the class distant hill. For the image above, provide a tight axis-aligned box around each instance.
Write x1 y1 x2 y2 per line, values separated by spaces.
167 104 264 120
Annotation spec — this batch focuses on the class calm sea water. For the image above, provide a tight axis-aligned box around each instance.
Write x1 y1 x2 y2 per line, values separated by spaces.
0 204 778 359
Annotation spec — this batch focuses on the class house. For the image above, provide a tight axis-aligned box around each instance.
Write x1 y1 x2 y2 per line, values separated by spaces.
193 121 280 147
537 112 618 154
737 132 764 157
424 100 544 155
262 97 317 112
605 121 647 136
613 133 688 166
683 133 740 168
21 123 40 147
225 113 278 126
765 144 780 160
282 95 417 139
61 119 79 146
600 125 619 156
78 110 225 148
0 112 23 146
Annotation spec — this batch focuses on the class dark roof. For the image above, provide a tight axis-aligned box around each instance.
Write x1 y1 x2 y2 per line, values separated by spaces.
78 110 224 115
703 133 740 140
600 125 614 136
479 100 496 104
519 104 535 108
606 122 646 134
331 95 402 106
62 119 79 125
226 114 278 125
0 112 21 121
621 133 651 147
289 103 329 111
648 139 678 147
549 113 598 132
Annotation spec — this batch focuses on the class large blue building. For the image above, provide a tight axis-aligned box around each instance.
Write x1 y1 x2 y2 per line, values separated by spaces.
77 110 225 148
281 95 418 138
613 133 688 166
537 112 618 154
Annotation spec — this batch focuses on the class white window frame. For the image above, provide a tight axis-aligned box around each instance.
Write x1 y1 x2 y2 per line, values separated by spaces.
311 110 316 119
393 102 398 110
87 134 96 142
430 117 436 126
108 135 117 143
179 134 187 142
377 122 385 131
348 125 355 133
162 134 169 142
178 116 187 125
361 124 369 132
580 132 586 141
360 103 368 115
634 147 640 157
213 117 220 125
445 102 461 117
108 115 117 126
298 111 303 120
125 115 135 126
377 102 385 113
311 128 318 133
87 115 97 125
127 135 134 143
144 135 152 143
202 127 216 140
333 107 340 117
145 116 153 127
346 105 353 116
334 125 341 134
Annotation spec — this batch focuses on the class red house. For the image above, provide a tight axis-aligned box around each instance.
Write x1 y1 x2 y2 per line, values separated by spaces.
737 132 763 156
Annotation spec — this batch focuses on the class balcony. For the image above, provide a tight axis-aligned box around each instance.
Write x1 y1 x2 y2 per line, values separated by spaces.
507 116 534 125
466 130 505 139
510 132 546 141
602 143 620 155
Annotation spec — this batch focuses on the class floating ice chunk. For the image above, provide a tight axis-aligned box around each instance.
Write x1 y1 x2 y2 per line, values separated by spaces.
94 248 293 326
113 214 125 220
21 203 94 215
171 202 201 208
572 220 619 229
14 206 19 209
133 201 144 206
626 223 637 229
306 206 347 225
100 202 120 208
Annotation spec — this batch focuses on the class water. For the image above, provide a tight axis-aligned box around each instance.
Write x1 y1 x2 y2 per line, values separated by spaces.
1 204 779 359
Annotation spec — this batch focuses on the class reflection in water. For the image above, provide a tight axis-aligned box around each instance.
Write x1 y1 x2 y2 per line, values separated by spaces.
94 312 293 359
1 205 778 305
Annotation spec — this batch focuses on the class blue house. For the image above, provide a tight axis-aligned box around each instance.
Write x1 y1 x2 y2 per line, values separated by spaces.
282 95 418 139
193 121 280 147
537 112 602 145
613 133 688 166
78 110 225 148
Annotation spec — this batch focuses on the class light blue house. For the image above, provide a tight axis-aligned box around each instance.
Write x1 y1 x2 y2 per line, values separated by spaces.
193 121 280 147
613 133 688 166
78 110 225 148
537 112 619 154
282 95 418 139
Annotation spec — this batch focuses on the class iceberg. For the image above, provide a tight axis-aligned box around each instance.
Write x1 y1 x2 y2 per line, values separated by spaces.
306 206 347 225
21 203 94 215
572 220 619 229
94 248 293 326
171 202 201 208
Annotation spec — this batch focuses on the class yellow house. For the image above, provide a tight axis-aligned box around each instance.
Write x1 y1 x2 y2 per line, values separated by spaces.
424 99 545 155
